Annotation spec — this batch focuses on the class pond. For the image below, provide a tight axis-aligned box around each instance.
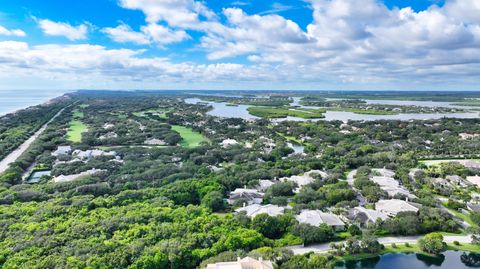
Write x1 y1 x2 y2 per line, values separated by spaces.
27 170 51 183
185 98 479 122
287 142 305 155
335 251 480 269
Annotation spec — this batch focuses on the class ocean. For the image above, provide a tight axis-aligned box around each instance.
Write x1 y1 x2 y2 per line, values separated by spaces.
0 90 71 116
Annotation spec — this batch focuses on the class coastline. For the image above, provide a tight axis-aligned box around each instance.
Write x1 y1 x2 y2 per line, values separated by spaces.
0 89 71 117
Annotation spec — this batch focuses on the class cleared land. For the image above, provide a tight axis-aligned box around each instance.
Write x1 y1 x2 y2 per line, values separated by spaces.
172 125 207 148
248 106 326 119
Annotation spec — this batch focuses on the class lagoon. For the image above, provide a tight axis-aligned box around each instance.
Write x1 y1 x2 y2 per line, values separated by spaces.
185 97 479 122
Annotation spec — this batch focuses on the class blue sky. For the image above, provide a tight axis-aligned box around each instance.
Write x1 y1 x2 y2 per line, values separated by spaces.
0 0 478 91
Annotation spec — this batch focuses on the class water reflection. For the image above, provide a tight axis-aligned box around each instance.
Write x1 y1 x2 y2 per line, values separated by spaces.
335 251 480 269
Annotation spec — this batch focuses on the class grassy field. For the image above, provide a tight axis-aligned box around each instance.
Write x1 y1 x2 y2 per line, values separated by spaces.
248 106 326 119
172 125 207 148
67 120 88 143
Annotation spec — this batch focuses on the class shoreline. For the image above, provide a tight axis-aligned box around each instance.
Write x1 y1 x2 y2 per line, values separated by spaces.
0 90 72 117
334 242 480 265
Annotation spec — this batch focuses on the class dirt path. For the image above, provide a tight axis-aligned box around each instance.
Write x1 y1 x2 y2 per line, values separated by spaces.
0 107 67 173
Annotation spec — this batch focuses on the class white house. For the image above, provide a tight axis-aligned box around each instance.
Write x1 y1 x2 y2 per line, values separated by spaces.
72 149 116 160
206 257 273 269
257 179 276 192
52 146 72 157
281 170 328 192
349 207 389 226
467 175 480 187
221 139 239 148
370 175 416 199
375 199 421 217
235 204 284 218
296 210 345 231
53 169 106 183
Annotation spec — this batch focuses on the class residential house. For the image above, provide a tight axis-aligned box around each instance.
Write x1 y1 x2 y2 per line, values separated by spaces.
206 257 273 269
227 188 264 205
296 210 345 231
235 204 285 218
375 199 421 217
446 175 470 187
257 179 275 192
430 177 453 190
52 146 72 157
467 203 480 212
348 207 389 227
370 175 416 199
53 169 106 183
281 170 329 192
221 139 239 148
72 149 116 160
464 161 480 171
466 175 480 187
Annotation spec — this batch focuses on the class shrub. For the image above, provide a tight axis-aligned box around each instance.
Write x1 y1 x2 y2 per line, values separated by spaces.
418 233 446 255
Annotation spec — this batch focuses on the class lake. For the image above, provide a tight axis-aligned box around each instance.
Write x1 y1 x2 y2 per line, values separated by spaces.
185 97 479 122
336 251 480 269
0 89 70 116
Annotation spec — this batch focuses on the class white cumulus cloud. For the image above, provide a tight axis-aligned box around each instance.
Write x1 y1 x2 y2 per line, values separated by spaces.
0 25 26 37
36 19 89 41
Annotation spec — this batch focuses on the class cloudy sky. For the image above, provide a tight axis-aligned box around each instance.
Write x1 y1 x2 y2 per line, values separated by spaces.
0 0 479 90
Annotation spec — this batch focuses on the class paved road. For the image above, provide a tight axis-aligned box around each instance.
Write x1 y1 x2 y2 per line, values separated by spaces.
289 235 473 255
0 107 66 173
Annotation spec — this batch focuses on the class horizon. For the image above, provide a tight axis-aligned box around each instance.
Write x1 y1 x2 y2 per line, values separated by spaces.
0 0 479 91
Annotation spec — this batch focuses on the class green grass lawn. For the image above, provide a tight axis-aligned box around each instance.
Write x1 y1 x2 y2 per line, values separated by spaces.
248 106 325 119
67 120 88 143
172 125 207 148
449 208 477 227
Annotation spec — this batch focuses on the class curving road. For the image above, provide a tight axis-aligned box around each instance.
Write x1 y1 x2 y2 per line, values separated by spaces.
0 107 66 174
288 235 473 255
